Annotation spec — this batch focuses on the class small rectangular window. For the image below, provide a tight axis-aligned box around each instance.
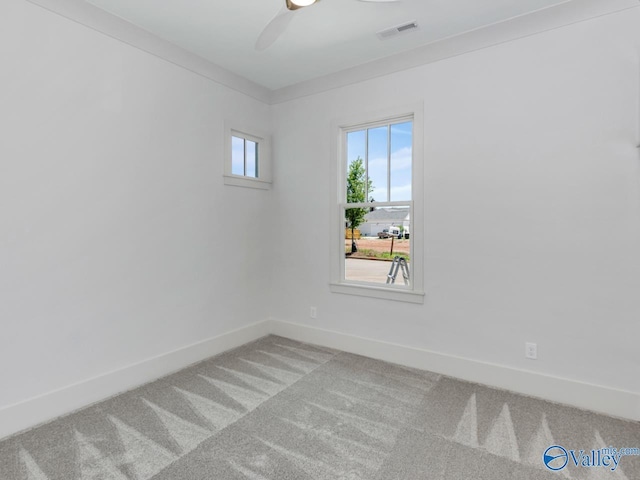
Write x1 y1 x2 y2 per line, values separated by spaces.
224 124 271 189
231 135 259 178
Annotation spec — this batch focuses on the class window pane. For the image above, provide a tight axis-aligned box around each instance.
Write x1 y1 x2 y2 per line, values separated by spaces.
246 140 258 178
390 121 412 201
346 130 366 203
367 126 388 202
344 205 411 286
346 130 367 204
231 136 245 176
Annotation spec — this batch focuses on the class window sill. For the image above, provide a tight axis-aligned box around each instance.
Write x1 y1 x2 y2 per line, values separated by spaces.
223 175 271 190
329 282 425 304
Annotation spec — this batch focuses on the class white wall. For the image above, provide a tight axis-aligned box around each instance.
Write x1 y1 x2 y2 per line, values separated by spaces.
0 0 271 411
270 9 640 399
2 0 639 435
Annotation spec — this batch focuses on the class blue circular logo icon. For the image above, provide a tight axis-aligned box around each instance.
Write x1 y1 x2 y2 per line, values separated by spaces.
543 445 569 471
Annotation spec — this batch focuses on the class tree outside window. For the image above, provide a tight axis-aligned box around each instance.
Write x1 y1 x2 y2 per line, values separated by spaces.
346 157 373 252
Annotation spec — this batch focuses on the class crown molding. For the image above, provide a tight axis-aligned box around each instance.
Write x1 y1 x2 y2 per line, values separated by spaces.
25 0 272 104
270 0 640 104
23 0 639 106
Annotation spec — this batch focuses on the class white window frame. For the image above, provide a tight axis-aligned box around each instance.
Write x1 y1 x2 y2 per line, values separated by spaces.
224 122 272 190
330 103 425 304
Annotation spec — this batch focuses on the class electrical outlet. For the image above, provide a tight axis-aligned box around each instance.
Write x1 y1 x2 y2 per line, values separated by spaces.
525 342 537 360
310 306 317 319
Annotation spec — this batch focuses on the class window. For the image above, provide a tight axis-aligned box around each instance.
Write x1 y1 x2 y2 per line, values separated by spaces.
331 105 424 303
224 125 271 189
232 135 258 178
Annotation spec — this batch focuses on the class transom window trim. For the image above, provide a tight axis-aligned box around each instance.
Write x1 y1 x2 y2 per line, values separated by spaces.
330 104 425 304
224 122 272 190
341 200 412 208
342 114 414 134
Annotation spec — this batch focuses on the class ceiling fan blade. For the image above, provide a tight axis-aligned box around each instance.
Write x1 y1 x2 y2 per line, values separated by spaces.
255 7 294 51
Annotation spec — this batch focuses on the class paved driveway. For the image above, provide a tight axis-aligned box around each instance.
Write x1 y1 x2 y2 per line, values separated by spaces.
345 258 410 285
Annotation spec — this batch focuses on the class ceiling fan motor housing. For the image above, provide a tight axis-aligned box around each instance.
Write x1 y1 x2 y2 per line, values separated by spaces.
286 0 319 11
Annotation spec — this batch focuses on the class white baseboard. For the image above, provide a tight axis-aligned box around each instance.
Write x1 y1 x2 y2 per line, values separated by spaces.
2 317 637 441
0 319 271 440
268 319 640 422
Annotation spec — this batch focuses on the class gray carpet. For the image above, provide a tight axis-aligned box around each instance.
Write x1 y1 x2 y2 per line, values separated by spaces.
0 335 638 479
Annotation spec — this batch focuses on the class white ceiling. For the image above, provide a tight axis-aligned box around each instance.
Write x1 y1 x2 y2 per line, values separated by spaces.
83 0 572 90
